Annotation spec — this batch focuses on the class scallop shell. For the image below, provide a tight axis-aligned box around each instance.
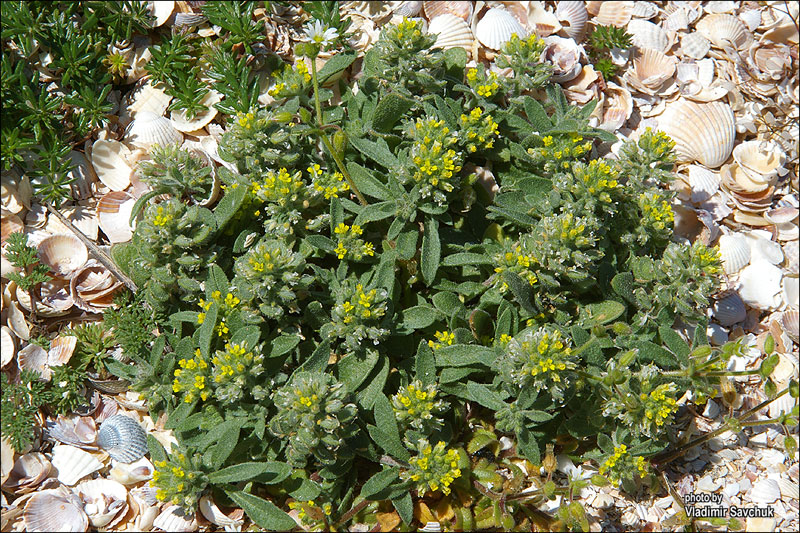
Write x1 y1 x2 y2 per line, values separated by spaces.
660 100 735 168
696 14 752 50
731 140 785 186
75 478 129 528
625 48 677 96
631 1 657 20
718 233 751 274
543 35 582 83
2 453 52 494
24 487 88 533
428 14 474 51
681 32 711 59
475 8 528 50
627 19 671 53
587 1 633 27
555 1 588 41
153 505 198 532
685 165 720 202
170 90 222 133
91 140 134 191
97 414 148 464
712 292 747 326
739 259 784 310
125 110 183 150
1 326 15 368
46 416 98 449
36 234 88 279
97 191 136 243
423 1 472 23
51 445 104 486
663 7 691 31
781 307 799 342
108 456 154 485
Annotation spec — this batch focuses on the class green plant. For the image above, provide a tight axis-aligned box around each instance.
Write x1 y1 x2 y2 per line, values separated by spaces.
65 322 116 375
4 232 52 320
1 370 51 452
586 25 633 80
136 143 215 205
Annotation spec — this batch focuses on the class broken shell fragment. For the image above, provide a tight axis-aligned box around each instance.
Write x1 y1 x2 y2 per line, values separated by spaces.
170 90 222 132
587 1 633 27
46 416 98 449
97 191 137 243
2 453 52 494
23 487 88 532
108 456 154 485
51 445 104 486
153 505 198 532
74 478 129 528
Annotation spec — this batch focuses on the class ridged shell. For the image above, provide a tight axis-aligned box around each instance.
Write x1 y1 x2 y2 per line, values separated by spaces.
720 162 772 195
681 32 711 59
49 335 77 367
17 343 49 380
51 445 104 486
47 416 97 449
718 234 751 274
153 505 198 532
67 151 97 201
199 496 244 529
663 7 690 31
625 48 677 96
97 414 148 464
172 12 208 28
599 82 632 132
108 456 154 485
696 14 752 50
631 1 658 20
750 478 781 504
2 453 51 494
423 1 472 23
71 263 123 312
660 100 735 168
686 164 720 202
475 8 528 50
732 140 785 185
707 323 728 345
91 140 134 191
712 292 747 326
739 8 762 31
394 1 422 17
24 487 88 532
627 19 671 53
781 307 799 342
739 260 784 310
170 91 222 133
125 110 183 150
428 14 474 51
37 234 88 279
587 1 633 27
555 1 588 41
123 79 172 119
0 326 14 368
97 191 136 243
527 2 561 38
15 277 73 316
75 478 129 528
543 35 582 83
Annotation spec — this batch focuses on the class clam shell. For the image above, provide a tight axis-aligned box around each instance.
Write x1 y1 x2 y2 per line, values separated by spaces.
91 140 134 191
428 14 474 51
718 233 751 274
51 445 104 486
475 8 528 50
125 111 183 150
16 277 74 316
24 487 88 532
97 191 136 243
46 416 97 449
625 48 677 96
712 292 747 326
148 0 175 27
153 505 198 532
587 1 633 27
749 479 780 504
555 1 588 41
2 453 52 494
199 495 244 529
1 326 15 368
37 234 88 279
17 343 50 380
172 12 208 28
1 212 24 245
739 259 784 310
744 232 783 265
739 8 762 32
781 307 799 342
423 1 472 23
75 478 129 528
394 1 422 17
108 456 154 485
1 171 32 215
720 162 771 195
599 82 632 132
707 323 728 345
681 32 711 59
49 335 77 367
685 165 720 203
170 90 222 133
543 35 582 82
731 140 785 185
696 14 752 50
660 100 735 168
97 414 148 464
70 262 123 312
627 19 671 53
62 205 99 242
123 79 173 119
7 299 30 340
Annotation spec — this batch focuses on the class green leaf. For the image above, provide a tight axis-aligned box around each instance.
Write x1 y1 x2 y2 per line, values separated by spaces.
317 50 357 85
347 162 390 200
206 265 229 296
195 304 218 358
294 339 330 376
372 92 415 132
354 200 397 226
516 426 540 464
415 340 436 386
502 271 537 314
582 301 626 325
597 433 614 453
443 46 467 77
631 256 657 282
633 340 678 368
209 462 292 484
392 492 414 525
357 354 390 409
225 490 296 531
232 325 261 351
435 344 496 367
659 326 690 363
110 242 138 278
611 272 636 304
401 305 440 329
165 401 197 430
360 468 400 500
522 96 552 132
147 434 167 465
305 235 335 253
466 381 506 411
269 334 300 358
395 229 418 260
338 350 379 393
368 424 411 461
373 393 402 449
441 252 492 266
349 136 400 170
211 423 240 468
420 217 440 286
213 180 247 231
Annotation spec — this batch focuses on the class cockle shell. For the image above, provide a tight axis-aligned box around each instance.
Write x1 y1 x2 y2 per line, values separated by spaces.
47 416 98 449
475 8 528 50
625 48 677 96
2 453 52 494
423 1 472 23
712 292 747 326
97 414 148 464
599 82 632 132
37 234 88 279
51 445 104 486
781 307 799 342
170 90 222 133
17 343 50 380
555 1 588 41
48 335 78 367
681 32 711 59
427 14 474 51
660 100 735 168
70 263 123 312
172 12 208 28
1 171 32 216
731 140 786 186
543 35 583 83
97 191 137 243
739 259 784 310
16 277 74 316
123 79 173 119
91 140 135 191
108 456 154 485
627 19 671 53
125 110 183 150
696 14 752 50
663 6 691 31
394 1 422 17
153 505 198 532
60 205 99 242
587 1 633 27
526 2 561 38
685 165 720 203
75 479 129 528
718 233 751 274
23 487 88 532
67 151 97 201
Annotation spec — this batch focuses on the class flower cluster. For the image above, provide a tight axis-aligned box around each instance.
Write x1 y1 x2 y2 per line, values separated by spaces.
400 439 462 496
492 240 539 290
392 380 449 435
531 212 602 275
598 444 649 484
407 117 463 204
150 450 207 511
268 60 312 98
249 167 306 223
495 327 577 399
327 282 389 351
458 107 499 154
688 241 722 276
196 290 244 338
218 107 301 173
307 163 350 200
427 330 455 350
332 223 374 261
210 340 267 404
269 372 359 467
173 349 210 403
638 191 674 232
374 18 442 92
569 159 621 202
527 133 593 174
603 382 679 438
495 33 551 92
465 67 501 99
637 127 676 165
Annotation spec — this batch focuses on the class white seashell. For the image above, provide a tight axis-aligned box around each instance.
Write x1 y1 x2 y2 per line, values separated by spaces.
17 343 50 380
16 276 74 316
427 14 474 51
420 521 442 532
37 234 88 279
148 0 175 27
61 205 99 242
599 82 632 132
97 191 137 243
170 90 222 133
123 80 173 119
48 335 77 367
2 453 51 494
24 487 88 532
696 14 752 50
625 48 677 96
749 479 780 504
91 140 134 191
153 505 198 532
732 140 786 186
707 323 728 345
663 7 690 32
125 110 183 150
475 8 528 50
97 414 148 463
7 300 30 340
784 276 799 309
744 231 784 265
199 495 244 529
423 1 472 23
0 436 13 485
0 326 14 368
1 170 32 215
108 456 154 485
739 9 762 32
781 307 799 342
70 264 123 312
543 35 583 83
685 165 720 203
627 19 671 53
660 100 735 168
394 1 422 17
67 151 97 201
527 2 561 38
555 1 588 41
738 259 784 310
47 416 97 449
712 292 747 326
681 32 711 59
75 478 129 528
631 1 658 20
51 445 104 486
720 162 771 195
718 233 751 274
587 1 633 27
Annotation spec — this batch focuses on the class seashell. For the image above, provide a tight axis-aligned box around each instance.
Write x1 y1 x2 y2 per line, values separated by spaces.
1 326 15 368
731 140 785 186
765 207 799 241
123 79 173 120
587 1 633 27
738 259 784 310
720 162 771 195
663 7 690 32
67 151 97 201
627 19 671 53
108 456 154 485
631 1 658 20
170 90 222 133
24 487 88 532
625 48 677 96
718 233 751 274
2 453 52 494
17 277 74 316
87 373 130 394
97 414 148 464
599 82 632 131
70 263 123 312
475 8 528 51
660 100 735 168
1 436 13 485
685 165 720 203
148 0 175 27
124 110 183 150
51 445 104 486
781 307 799 343
17 343 50 380
48 335 77 367
91 139 134 191
681 32 711 59
1 212 24 245
696 14 752 50
8 299 30 340
46 416 97 449
153 505 198 532
37 234 88 279
199 495 244 529
707 323 728 345
712 292 747 326
0 170 32 215
97 191 137 243
394 1 422 17
61 205 99 242
427 14 474 51
543 35 582 83
749 479 780 504
75 478 129 528
526 1 561 38
744 232 783 266
738 9 762 32
555 1 588 41
172 12 208 28
423 1 472 23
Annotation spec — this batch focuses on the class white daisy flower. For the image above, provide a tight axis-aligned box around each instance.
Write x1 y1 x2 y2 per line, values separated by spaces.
305 20 338 47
